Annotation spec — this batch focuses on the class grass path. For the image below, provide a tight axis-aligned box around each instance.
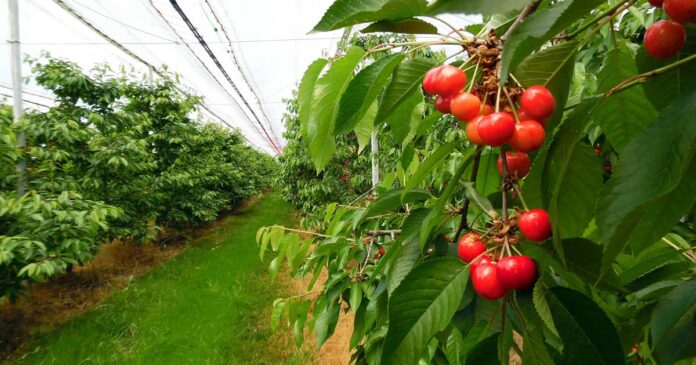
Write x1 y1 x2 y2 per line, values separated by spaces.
11 193 313 365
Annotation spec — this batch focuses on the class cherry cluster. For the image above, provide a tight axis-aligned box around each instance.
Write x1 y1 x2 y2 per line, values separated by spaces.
422 42 558 300
645 0 695 59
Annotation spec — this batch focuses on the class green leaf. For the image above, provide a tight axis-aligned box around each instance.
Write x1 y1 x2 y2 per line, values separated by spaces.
271 300 286 332
513 41 580 130
500 0 604 81
619 248 687 285
355 101 377 153
597 88 696 275
356 188 432 227
636 24 696 111
546 287 624 365
592 46 657 151
336 53 404 135
463 332 499 365
427 0 528 16
377 58 434 122
307 46 366 171
350 281 363 310
381 258 469 365
361 18 438 34
533 282 559 337
312 0 427 32
651 279 696 364
463 182 494 218
386 92 422 144
402 141 457 198
298 58 329 139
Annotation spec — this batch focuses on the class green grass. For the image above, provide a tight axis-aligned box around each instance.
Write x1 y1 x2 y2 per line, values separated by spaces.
11 193 313 365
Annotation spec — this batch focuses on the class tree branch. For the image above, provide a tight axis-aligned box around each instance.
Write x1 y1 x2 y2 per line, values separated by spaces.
606 53 696 96
501 0 542 43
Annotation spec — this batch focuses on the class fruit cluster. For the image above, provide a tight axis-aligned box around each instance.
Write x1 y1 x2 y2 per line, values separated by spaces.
456 209 551 300
423 66 555 181
644 0 694 59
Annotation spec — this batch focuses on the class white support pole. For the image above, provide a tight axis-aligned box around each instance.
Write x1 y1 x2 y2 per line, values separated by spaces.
8 0 26 196
370 130 379 188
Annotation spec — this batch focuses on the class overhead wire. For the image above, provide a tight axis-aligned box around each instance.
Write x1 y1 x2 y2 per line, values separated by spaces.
146 0 273 152
50 0 271 153
202 0 282 143
167 0 282 153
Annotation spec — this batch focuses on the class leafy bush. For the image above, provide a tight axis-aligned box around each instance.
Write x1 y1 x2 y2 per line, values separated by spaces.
0 56 278 300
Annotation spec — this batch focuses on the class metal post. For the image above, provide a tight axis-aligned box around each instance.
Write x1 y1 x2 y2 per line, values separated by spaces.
370 131 379 188
8 0 26 196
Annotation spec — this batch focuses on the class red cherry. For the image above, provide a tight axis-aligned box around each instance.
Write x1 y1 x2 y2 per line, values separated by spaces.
378 247 386 256
649 0 664 7
508 120 546 152
482 104 494 116
520 86 556 120
497 256 537 290
594 145 601 156
645 21 686 59
466 115 485 145
435 95 452 113
516 108 545 126
664 0 696 23
497 151 531 179
519 209 552 242
472 255 492 267
450 92 481 122
471 261 508 300
434 65 467 96
477 112 515 146
457 232 487 263
423 66 443 95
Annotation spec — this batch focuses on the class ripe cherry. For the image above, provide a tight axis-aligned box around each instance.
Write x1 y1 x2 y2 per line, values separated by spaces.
649 0 664 7
519 209 552 241
508 120 546 152
471 261 508 300
450 92 481 122
378 247 386 256
477 112 515 146
482 104 494 116
664 0 696 23
422 66 443 95
594 145 602 156
645 21 686 59
516 108 545 126
435 65 467 96
472 255 492 267
497 256 537 290
466 115 485 145
457 232 487 263
520 86 556 120
435 95 452 113
497 151 531 179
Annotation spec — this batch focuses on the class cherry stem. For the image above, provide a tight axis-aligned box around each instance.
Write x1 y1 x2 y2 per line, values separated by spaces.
503 87 520 122
501 0 542 43
468 61 480 93
578 0 637 44
511 244 523 256
480 91 489 113
513 184 529 211
495 84 502 113
509 73 524 88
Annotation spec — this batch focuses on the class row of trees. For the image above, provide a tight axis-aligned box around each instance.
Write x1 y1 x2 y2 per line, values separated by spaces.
0 56 277 301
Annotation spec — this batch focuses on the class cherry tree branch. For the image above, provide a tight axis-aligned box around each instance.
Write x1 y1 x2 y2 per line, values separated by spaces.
607 53 696 96
454 146 484 242
501 0 542 43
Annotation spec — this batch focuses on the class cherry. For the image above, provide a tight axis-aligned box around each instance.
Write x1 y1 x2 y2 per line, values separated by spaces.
519 209 552 242
457 232 487 263
520 86 556 120
450 92 481 122
497 256 537 290
508 120 546 152
477 112 515 146
472 255 492 267
466 115 485 145
435 65 468 96
649 0 664 6
435 95 452 113
482 104 494 116
471 261 508 300
644 21 686 59
378 247 386 256
422 66 443 95
594 145 602 156
664 0 696 23
516 108 545 126
497 151 531 179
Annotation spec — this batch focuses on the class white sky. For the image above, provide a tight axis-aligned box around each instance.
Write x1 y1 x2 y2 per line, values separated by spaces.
0 0 476 154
